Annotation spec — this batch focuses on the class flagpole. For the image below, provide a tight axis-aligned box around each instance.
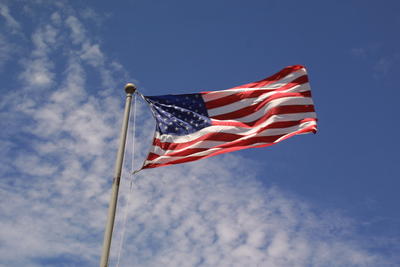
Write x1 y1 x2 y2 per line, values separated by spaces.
100 83 137 267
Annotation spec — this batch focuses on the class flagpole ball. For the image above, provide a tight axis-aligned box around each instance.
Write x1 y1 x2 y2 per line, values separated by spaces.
125 83 137 94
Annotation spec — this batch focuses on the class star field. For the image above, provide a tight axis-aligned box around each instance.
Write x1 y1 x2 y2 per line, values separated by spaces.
145 93 212 136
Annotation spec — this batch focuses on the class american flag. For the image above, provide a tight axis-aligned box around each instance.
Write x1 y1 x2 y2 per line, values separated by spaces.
140 65 317 169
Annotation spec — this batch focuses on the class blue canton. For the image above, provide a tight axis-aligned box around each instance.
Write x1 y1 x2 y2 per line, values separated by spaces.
145 93 212 136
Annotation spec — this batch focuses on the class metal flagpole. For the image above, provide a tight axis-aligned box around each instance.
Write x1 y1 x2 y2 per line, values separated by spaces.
100 83 137 267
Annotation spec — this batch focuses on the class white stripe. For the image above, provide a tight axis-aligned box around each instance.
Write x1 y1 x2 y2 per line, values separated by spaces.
202 68 307 102
146 120 316 165
150 120 317 156
207 83 311 116
154 111 317 144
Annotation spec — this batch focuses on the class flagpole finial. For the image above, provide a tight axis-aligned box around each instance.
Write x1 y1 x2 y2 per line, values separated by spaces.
125 83 137 95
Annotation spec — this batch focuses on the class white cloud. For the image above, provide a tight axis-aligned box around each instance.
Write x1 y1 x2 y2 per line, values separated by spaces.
351 43 400 78
351 47 367 58
51 11 61 25
19 57 54 87
32 25 58 55
18 23 59 88
0 34 11 69
81 43 105 67
0 2 20 32
0 2 21 70
66 15 86 45
14 153 58 176
64 14 124 88
79 7 106 26
374 54 400 76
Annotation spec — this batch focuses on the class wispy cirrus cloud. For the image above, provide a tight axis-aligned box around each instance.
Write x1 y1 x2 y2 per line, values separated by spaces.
0 3 128 265
0 34 12 70
111 159 388 267
351 43 400 79
0 1 21 70
0 2 397 267
373 53 400 76
18 20 59 88
0 2 20 32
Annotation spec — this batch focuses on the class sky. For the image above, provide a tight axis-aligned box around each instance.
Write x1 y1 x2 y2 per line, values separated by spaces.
0 0 399 266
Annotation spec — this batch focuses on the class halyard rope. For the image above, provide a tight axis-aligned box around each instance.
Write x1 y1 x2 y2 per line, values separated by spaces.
116 92 137 267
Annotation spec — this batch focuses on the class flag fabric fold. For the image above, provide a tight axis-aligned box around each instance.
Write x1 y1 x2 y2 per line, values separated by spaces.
140 65 317 169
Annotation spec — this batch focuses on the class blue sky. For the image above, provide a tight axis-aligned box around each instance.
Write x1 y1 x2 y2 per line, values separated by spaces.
0 0 399 266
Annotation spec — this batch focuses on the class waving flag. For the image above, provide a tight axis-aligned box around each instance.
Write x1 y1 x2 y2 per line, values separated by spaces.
140 65 317 169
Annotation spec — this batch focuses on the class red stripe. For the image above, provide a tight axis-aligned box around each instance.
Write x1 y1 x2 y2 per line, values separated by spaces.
201 65 305 94
205 75 308 110
143 124 316 169
148 118 317 160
